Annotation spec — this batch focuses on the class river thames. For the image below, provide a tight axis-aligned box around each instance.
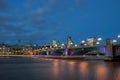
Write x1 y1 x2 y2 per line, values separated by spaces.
0 57 120 80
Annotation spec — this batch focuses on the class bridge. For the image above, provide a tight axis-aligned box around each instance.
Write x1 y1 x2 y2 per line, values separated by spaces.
54 37 120 57
40 42 120 58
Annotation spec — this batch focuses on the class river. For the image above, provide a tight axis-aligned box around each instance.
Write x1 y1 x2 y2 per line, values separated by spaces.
0 57 120 80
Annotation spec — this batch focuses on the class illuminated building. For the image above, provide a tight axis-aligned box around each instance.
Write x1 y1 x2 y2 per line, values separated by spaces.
87 37 96 46
67 36 74 48
52 39 59 48
81 40 87 46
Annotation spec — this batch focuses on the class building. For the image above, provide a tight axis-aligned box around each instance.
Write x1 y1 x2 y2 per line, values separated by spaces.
67 36 74 48
87 37 97 46
52 39 59 48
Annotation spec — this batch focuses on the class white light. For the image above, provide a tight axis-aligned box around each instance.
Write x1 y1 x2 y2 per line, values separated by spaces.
61 43 65 46
96 42 100 45
97 37 102 41
113 40 117 43
118 34 120 38
75 44 77 47
81 40 85 43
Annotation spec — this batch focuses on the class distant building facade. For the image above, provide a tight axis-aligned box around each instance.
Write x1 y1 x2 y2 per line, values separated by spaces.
67 36 74 48
87 37 97 46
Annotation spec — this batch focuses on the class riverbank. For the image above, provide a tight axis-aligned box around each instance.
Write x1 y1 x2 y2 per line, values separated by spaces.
0 55 119 61
0 55 105 60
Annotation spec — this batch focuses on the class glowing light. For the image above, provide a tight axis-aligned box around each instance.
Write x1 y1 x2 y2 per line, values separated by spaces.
118 34 120 38
61 43 65 46
79 61 88 76
64 48 68 56
75 44 77 47
113 40 117 43
96 42 100 45
81 40 85 43
70 42 73 44
98 37 102 41
95 65 108 80
54 44 57 47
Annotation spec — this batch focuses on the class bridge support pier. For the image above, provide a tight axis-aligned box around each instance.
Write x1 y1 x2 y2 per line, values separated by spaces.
106 39 113 57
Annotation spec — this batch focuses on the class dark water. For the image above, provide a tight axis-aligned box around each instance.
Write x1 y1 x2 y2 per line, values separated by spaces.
0 57 120 80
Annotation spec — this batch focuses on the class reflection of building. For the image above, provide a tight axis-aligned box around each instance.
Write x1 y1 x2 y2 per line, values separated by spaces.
67 36 74 48
87 37 96 46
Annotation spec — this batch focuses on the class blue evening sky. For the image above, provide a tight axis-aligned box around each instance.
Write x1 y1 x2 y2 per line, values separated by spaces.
0 0 120 45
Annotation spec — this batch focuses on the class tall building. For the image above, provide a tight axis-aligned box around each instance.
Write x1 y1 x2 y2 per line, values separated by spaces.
52 39 59 48
67 36 74 48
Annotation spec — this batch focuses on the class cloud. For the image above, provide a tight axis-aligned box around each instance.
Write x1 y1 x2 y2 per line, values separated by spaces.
0 0 60 44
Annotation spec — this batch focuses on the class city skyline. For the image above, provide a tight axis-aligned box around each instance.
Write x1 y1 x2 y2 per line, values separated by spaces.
0 0 120 45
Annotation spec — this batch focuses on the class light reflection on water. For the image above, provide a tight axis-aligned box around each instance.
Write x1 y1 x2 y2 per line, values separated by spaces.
53 60 60 80
95 63 108 80
79 61 89 80
0 58 120 80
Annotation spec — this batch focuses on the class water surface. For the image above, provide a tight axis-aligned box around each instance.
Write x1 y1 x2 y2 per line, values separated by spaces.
0 57 120 80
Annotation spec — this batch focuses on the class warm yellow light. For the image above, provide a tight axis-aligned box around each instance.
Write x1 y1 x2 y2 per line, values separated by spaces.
96 42 100 45
70 42 73 44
